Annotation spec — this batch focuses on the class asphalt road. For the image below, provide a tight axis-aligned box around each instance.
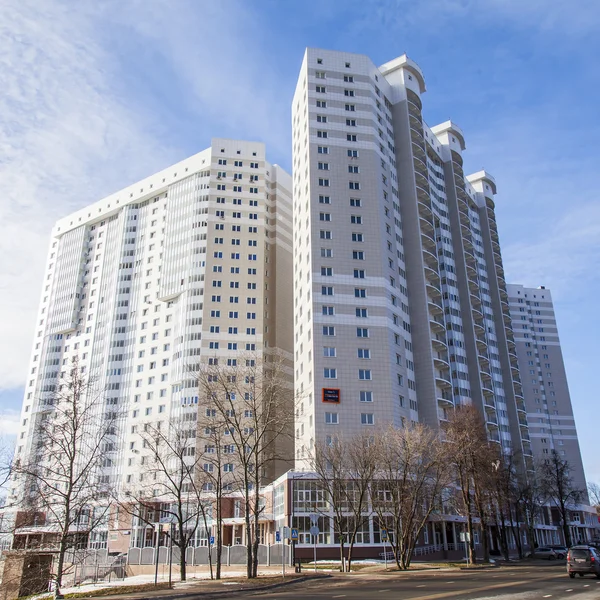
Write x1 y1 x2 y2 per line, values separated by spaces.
225 564 600 600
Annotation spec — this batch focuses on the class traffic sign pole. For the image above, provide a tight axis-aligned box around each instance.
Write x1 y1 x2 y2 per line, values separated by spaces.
280 528 285 578
381 529 388 570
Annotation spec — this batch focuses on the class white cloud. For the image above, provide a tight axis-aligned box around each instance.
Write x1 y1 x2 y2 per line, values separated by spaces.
463 111 600 300
0 410 20 439
0 1 297 392
107 0 294 163
0 1 178 390
501 201 600 298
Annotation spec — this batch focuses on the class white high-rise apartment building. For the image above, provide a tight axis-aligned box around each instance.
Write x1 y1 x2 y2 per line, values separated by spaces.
292 49 532 470
10 139 293 506
507 284 588 493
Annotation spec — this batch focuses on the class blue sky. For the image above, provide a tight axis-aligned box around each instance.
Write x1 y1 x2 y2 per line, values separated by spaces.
1 0 599 483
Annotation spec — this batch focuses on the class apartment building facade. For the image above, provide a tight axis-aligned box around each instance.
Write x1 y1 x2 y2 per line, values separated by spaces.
291 48 532 470
6 139 293 549
507 284 588 495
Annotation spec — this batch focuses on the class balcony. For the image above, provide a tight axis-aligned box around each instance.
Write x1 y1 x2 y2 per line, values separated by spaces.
430 316 446 335
407 98 422 119
486 412 498 426
421 230 436 253
513 383 523 400
486 196 495 211
420 216 435 240
425 266 441 290
476 335 488 352
435 369 452 388
415 170 429 191
489 224 499 243
470 293 482 309
410 121 425 142
468 277 479 294
418 196 433 219
426 280 442 300
473 322 485 338
483 395 496 410
462 234 474 250
433 351 449 369
428 296 443 315
422 248 439 271
431 335 448 352
464 250 477 269
412 143 427 166
409 112 422 130
478 352 490 368
437 395 454 409
488 429 501 443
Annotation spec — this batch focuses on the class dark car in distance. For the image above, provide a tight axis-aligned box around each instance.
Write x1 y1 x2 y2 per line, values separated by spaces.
567 546 600 578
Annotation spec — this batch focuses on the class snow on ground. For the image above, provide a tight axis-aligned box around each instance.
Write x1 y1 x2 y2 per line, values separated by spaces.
28 567 289 599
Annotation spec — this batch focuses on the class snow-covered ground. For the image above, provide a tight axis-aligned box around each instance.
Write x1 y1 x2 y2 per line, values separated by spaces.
29 567 290 599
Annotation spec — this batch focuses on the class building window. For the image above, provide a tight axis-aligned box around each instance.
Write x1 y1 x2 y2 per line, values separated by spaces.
361 413 374 425
359 369 372 380
360 391 373 402
324 368 337 379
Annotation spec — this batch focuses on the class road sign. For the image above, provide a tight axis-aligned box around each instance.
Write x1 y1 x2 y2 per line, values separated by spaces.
209 536 214 544
460 532 470 542
309 513 319 525
276 531 281 542
283 526 290 539
291 528 299 541
381 529 388 542
309 526 319 537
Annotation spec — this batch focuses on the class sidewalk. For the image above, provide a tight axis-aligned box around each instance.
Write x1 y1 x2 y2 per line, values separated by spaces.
34 569 323 600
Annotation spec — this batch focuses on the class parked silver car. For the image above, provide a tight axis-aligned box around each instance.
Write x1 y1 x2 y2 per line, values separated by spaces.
528 547 558 560
548 545 568 559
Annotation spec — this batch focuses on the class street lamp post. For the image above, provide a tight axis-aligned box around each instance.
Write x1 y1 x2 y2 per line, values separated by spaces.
168 522 174 587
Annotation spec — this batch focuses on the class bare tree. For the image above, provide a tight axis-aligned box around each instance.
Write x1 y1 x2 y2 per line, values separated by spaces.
445 405 495 564
539 453 584 547
196 350 295 579
371 424 450 570
488 451 521 560
195 400 232 580
12 357 114 597
515 472 544 558
121 416 213 581
312 432 377 572
587 482 600 510
0 435 13 492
